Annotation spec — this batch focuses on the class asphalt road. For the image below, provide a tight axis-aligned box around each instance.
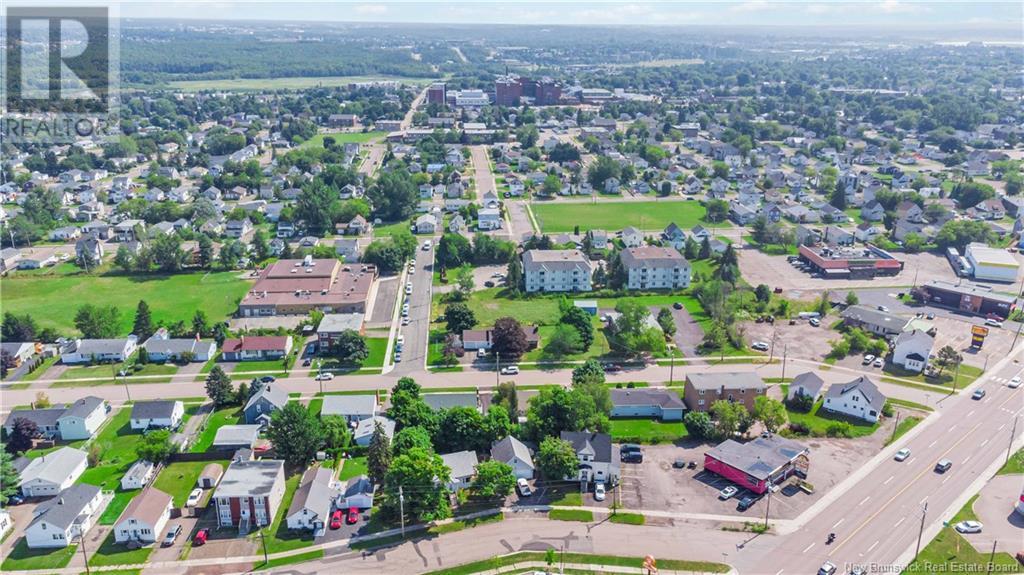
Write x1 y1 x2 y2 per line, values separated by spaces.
391 240 436 376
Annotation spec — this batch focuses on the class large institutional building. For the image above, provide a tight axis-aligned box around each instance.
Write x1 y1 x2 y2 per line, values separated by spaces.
238 257 376 317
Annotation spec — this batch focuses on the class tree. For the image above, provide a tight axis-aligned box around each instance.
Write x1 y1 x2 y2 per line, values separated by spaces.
205 366 235 408
74 304 120 339
2 312 38 342
34 391 51 408
587 156 621 189
6 417 39 454
295 181 340 234
444 302 476 335
330 330 369 364
683 411 715 440
483 405 513 446
367 420 394 485
267 402 324 467
380 447 451 522
710 400 747 439
392 425 433 456
0 451 19 505
612 299 666 356
389 391 438 435
321 415 352 452
829 182 847 210
572 358 605 387
935 219 994 251
657 308 677 337
934 345 963 376
698 236 712 259
545 324 583 356
536 437 578 480
133 300 155 340
524 387 608 442
753 397 788 434
472 460 516 499
705 199 729 223
561 306 594 351
136 429 178 463
492 382 518 422
845 291 859 306
506 253 524 295
191 310 211 337
437 233 472 269
491 317 529 360
434 406 488 453
367 170 419 222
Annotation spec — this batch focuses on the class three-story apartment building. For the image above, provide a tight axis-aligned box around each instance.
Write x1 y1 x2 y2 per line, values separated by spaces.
522 249 593 293
619 246 691 290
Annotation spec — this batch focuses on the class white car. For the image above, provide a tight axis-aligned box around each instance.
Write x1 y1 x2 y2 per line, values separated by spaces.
894 448 911 461
314 372 334 381
477 348 488 359
186 488 203 507
751 341 769 352
516 478 532 497
718 485 738 500
422 240 432 251
818 562 837 575
594 482 606 501
1009 376 1022 389
500 366 519 375
954 521 983 534
405 285 413 295
862 355 875 365
397 334 405 346
408 266 416 275
401 317 410 326
985 318 1003 328
809 317 821 327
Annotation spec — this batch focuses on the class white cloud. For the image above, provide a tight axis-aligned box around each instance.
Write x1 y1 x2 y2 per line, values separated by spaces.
353 4 388 16
876 0 927 15
729 0 771 13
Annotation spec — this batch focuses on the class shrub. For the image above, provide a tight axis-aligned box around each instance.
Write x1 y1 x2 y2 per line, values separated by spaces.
786 394 814 413
787 422 810 435
825 421 854 438
881 402 894 418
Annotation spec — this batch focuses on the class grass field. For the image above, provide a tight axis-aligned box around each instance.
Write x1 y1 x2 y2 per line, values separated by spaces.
549 490 583 506
54 362 180 386
88 531 154 567
3 270 251 335
885 415 923 446
78 408 145 492
531 201 726 233
190 406 244 452
1 539 76 571
319 337 388 373
338 456 369 481
154 460 230 507
902 495 1018 574
299 131 387 148
786 400 880 438
548 509 593 522
164 75 433 91
998 448 1023 475
16 355 59 382
609 418 688 444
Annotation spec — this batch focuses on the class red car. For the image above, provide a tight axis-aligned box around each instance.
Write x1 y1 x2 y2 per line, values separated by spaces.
193 528 209 546
346 507 360 525
330 509 343 530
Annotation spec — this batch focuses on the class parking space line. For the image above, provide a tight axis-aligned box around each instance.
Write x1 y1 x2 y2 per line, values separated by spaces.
980 439 989 447
962 455 971 464
942 476 951 484
928 440 937 448
859 496 870 506
920 496 928 505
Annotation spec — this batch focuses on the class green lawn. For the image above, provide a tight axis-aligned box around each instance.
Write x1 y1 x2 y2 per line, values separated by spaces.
882 363 982 391
259 472 315 554
423 551 729 575
190 406 244 452
998 448 1023 475
373 220 414 239
1 539 77 571
54 362 180 386
902 495 1018 574
521 322 612 364
427 513 504 536
885 416 923 446
548 509 593 522
153 460 230 507
255 549 325 571
785 400 880 438
608 512 645 525
99 490 140 525
78 408 145 491
318 337 387 373
549 490 583 506
88 531 154 567
609 418 688 444
532 201 725 233
338 456 368 481
742 235 798 256
299 131 387 148
2 270 251 335
16 355 59 382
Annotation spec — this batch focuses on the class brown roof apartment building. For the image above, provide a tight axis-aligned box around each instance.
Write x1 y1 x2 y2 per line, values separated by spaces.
683 372 766 412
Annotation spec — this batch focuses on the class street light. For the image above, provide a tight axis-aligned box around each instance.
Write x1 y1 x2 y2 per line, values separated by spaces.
316 359 323 395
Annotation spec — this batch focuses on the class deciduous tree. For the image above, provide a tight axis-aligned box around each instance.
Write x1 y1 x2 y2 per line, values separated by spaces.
267 402 324 467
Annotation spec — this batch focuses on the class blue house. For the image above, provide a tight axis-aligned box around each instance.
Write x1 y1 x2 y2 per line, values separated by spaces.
243 384 289 427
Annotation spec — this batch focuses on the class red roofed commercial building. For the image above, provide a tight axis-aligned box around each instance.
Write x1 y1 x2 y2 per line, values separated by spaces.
798 243 903 280
221 336 293 362
703 436 809 495
238 258 376 317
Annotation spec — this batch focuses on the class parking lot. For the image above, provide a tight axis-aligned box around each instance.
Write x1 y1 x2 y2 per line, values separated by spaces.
744 319 835 363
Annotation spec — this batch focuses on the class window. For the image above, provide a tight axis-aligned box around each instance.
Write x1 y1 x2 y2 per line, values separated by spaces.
141 528 150 535
698 399 705 406
698 389 704 396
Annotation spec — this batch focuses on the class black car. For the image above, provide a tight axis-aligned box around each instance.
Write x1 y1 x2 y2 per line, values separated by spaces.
672 458 686 469
484 280 495 288
737 495 757 511
621 451 643 463
260 376 276 384
673 302 683 310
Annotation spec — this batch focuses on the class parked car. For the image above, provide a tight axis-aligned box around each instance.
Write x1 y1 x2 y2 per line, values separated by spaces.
346 507 360 525
954 521 983 534
315 372 334 381
809 317 821 327
736 495 757 511
517 478 532 497
818 562 837 575
862 355 875 365
935 459 953 473
719 486 738 500
186 488 203 507
673 302 683 310
422 240 432 251
985 318 1003 328
849 566 867 575
193 528 209 546
672 458 687 469
751 341 769 352
873 358 884 368
484 280 495 288
594 482 606 501
259 376 276 384
972 389 986 400
602 363 623 372
500 366 519 375
894 448 911 461
877 305 889 312
162 524 182 547
402 317 410 326
1010 376 1022 389
330 509 343 529
7 494 23 505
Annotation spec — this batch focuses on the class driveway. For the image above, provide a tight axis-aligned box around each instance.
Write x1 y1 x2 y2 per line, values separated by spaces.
668 305 703 357
962 474 1024 554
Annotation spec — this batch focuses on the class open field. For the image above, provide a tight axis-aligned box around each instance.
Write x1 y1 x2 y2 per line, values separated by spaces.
609 417 688 443
190 406 244 453
299 131 387 148
531 201 724 233
2 270 251 335
154 460 230 507
161 75 434 91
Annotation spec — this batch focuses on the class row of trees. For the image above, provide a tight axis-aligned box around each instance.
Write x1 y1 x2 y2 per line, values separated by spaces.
683 396 788 441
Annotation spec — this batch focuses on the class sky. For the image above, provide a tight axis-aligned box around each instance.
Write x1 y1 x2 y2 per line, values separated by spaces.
102 1 1020 28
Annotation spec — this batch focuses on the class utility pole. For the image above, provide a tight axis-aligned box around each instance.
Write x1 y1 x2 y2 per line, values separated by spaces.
950 360 961 395
1008 417 1019 464
669 347 675 386
495 352 500 386
399 486 406 537
260 528 268 564
80 533 91 575
781 344 788 381
914 502 928 562
763 481 772 529
768 327 777 364
986 541 998 575
317 360 323 395
890 411 901 444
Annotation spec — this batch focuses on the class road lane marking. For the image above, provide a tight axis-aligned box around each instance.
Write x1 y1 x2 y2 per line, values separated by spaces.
963 456 971 464
859 496 871 506
907 457 916 465
895 517 905 527
803 543 815 553
999 424 1006 431
920 496 928 504
949 425 958 431
883 475 894 485
928 440 938 448
942 476 951 484
833 518 844 529
775 570 784 575
981 439 989 447
867 540 879 553
966 410 975 417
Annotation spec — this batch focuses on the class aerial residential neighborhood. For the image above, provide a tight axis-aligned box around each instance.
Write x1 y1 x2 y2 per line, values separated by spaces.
1 3 1022 575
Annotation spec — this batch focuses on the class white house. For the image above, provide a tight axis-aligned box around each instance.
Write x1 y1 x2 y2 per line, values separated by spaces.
0 508 12 542
113 487 173 544
822 376 886 423
285 466 337 532
142 330 216 363
25 484 104 548
489 436 534 480
892 329 934 373
60 337 137 364
560 431 618 485
440 450 479 492
341 475 374 509
477 208 503 231
120 460 156 490
130 400 184 431
56 396 108 440
17 447 88 497
787 372 825 402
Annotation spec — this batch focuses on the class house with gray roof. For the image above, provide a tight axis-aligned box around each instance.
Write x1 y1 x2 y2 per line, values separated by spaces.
286 466 339 532
823 376 885 423
213 460 286 532
341 475 374 509
560 431 618 485
60 337 137 364
610 388 685 421
4 407 65 439
422 392 479 412
142 330 216 363
440 450 479 492
490 436 534 479
787 372 825 402
17 447 89 497
130 400 184 431
320 394 377 425
243 384 289 426
212 425 261 450
55 396 108 440
893 329 934 373
25 483 104 548
120 460 156 490
840 305 907 338
353 416 395 447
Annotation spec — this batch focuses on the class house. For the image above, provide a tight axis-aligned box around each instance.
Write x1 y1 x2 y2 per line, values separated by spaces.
440 450 479 492
892 329 934 373
1 341 37 368
478 208 503 231
0 509 11 542
662 223 686 247
334 239 361 262
212 425 262 450
120 460 156 490
285 466 337 532
621 226 644 248
4 407 65 439
316 313 365 349
60 337 137 364
321 395 377 425
243 384 290 426
353 416 395 447
423 392 480 412
610 388 685 421
618 246 691 290
461 326 540 352
113 487 173 544
415 214 437 234
143 330 216 362
522 249 593 293
683 372 766 413
854 222 881 242
860 200 885 222
560 431 618 485
24 483 104 548
56 396 108 440
823 225 854 247
75 236 104 264
840 305 906 338
587 230 609 250
449 214 466 233
225 219 253 239
729 202 757 225
787 372 825 402
221 336 293 362
823 376 886 423
213 460 287 532
896 201 924 223
16 447 88 497
490 436 535 480
704 436 809 495
347 215 370 235
341 475 374 509
130 400 184 431
50 226 82 242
